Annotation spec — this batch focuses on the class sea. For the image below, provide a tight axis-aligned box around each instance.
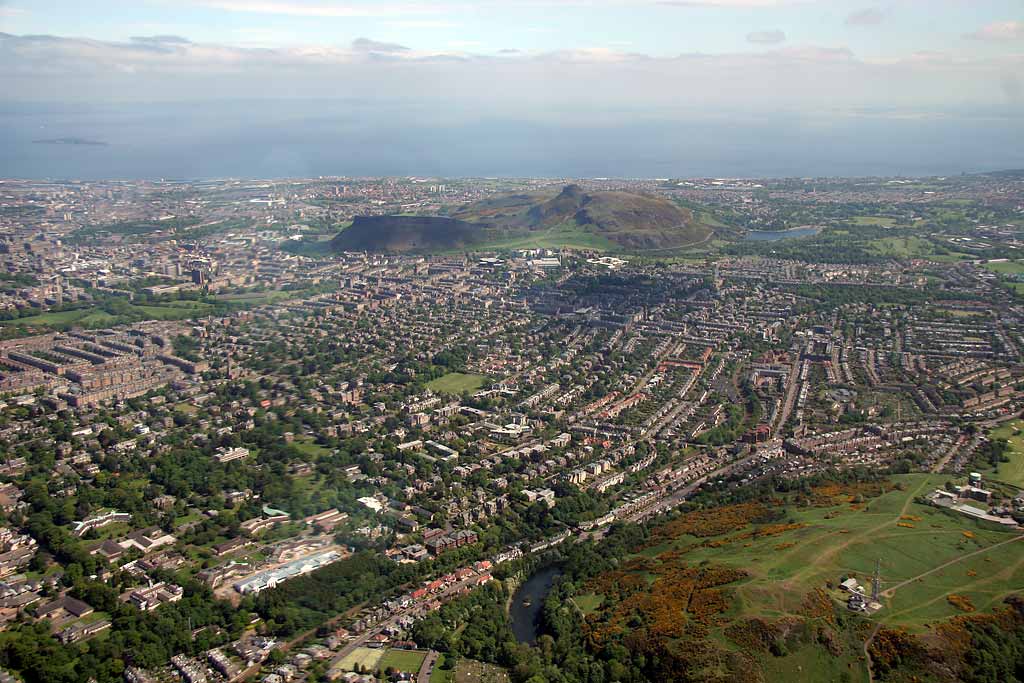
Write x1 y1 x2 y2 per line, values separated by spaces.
2 101 1023 180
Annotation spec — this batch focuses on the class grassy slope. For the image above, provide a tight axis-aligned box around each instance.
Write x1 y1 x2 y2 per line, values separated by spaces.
583 475 1024 633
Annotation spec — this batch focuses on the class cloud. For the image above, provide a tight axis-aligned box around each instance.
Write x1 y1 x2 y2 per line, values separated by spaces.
746 30 786 45
964 21 1024 42
351 37 409 53
660 0 805 6
194 1 425 18
0 31 1021 124
845 8 883 27
130 35 194 45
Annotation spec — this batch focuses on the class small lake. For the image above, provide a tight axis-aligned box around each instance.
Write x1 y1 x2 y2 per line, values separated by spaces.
744 227 821 242
509 566 562 644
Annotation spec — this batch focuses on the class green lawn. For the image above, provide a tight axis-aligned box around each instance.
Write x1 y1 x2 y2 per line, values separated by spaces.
427 373 487 395
987 420 1024 488
851 216 897 227
0 309 91 327
292 436 331 458
984 260 1024 275
377 649 427 674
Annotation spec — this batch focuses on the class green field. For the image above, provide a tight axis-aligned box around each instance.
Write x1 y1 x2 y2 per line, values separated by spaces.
0 301 216 331
851 216 897 227
987 420 1024 488
378 649 427 674
983 260 1024 275
427 373 487 395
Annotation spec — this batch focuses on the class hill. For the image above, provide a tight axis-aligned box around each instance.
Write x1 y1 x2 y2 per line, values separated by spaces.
330 186 714 253
329 215 485 253
558 474 1024 683
456 184 713 251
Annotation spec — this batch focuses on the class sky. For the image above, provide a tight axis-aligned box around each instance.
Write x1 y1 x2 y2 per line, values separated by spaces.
0 1 1022 178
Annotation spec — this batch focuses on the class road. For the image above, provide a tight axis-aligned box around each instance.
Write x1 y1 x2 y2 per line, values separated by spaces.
417 649 440 683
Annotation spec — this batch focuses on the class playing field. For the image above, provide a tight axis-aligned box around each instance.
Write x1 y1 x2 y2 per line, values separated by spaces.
336 647 383 672
987 419 1024 488
377 649 427 674
427 372 487 394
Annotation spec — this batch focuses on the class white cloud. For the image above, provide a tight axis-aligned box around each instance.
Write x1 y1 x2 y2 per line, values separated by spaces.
0 31 1020 119
747 30 786 45
964 21 1024 42
845 7 883 27
194 1 431 18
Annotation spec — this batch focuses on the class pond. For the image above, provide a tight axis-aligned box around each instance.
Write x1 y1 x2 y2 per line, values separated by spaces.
744 226 821 241
509 566 563 644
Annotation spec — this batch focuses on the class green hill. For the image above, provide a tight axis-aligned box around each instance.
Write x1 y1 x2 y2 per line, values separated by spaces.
330 186 715 254
329 215 487 253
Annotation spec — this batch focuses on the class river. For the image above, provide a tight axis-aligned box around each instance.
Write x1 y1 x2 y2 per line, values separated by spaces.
509 566 563 644
744 226 821 241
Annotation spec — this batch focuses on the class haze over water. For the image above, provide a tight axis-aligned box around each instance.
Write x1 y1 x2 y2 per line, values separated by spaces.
4 101 1022 180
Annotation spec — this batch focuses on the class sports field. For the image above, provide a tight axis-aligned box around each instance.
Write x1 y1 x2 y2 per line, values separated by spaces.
335 647 383 672
378 649 427 674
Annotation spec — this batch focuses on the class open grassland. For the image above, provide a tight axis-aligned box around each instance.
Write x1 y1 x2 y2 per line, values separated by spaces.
582 475 1024 634
987 419 1024 488
427 372 487 395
